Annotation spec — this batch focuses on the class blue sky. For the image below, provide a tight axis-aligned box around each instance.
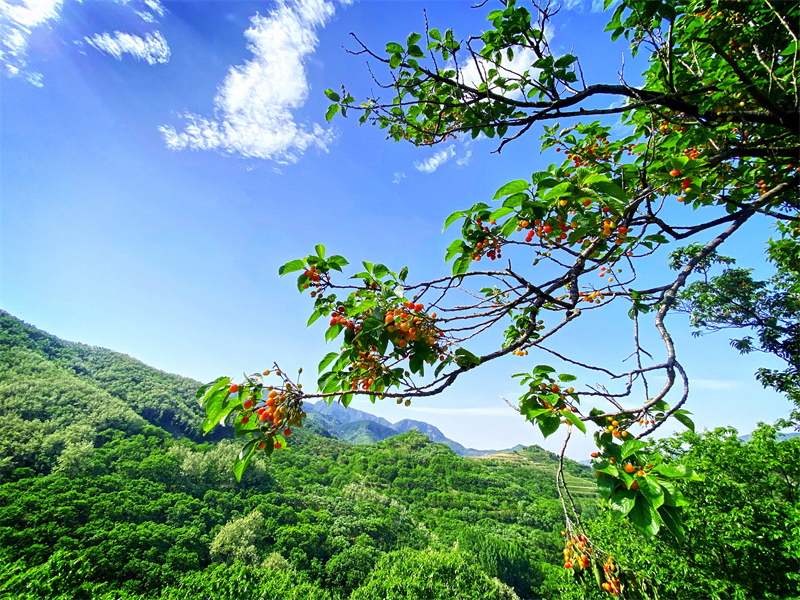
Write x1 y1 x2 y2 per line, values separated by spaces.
1 0 791 457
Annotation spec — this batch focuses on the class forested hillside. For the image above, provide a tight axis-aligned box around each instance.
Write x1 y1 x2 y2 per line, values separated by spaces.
1 312 798 599
0 312 595 599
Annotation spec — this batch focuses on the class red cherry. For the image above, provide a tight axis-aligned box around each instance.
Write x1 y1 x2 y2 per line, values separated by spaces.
670 169 681 177
229 384 239 394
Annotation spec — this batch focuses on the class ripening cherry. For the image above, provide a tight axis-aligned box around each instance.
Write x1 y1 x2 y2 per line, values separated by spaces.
229 383 239 394
274 441 282 449
284 428 292 436
258 440 267 450
670 169 681 176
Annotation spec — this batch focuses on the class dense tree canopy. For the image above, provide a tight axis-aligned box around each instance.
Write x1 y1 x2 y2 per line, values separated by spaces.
200 0 798 594
2 312 799 598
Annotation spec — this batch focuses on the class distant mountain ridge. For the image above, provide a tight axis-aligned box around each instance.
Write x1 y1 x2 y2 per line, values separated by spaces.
305 400 523 457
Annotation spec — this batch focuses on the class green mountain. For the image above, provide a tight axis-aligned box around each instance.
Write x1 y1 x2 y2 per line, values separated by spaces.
336 419 400 444
0 311 599 600
2 311 795 600
306 400 526 457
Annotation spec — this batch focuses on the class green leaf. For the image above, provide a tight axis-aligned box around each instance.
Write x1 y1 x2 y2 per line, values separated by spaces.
325 323 343 343
233 439 259 482
325 103 340 123
595 462 620 477
652 464 685 478
328 254 349 268
389 54 402 69
493 179 529 200
443 210 465 231
454 348 481 367
324 89 340 102
278 259 305 277
558 373 577 382
407 44 424 59
561 410 586 433
521 407 551 421
609 488 637 519
318 352 339 373
445 239 467 262
554 54 577 69
533 365 556 374
659 479 689 507
307 309 323 327
386 42 404 54
315 244 326 259
674 411 695 431
489 206 514 220
502 192 527 208
407 32 421 46
621 438 647 460
538 414 561 438
596 473 616 499
657 505 685 543
638 476 665 509
590 180 627 201
197 376 230 402
629 494 661 539
452 254 471 276
780 40 797 56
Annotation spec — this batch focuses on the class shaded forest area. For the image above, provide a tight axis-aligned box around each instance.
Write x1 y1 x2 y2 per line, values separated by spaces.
0 311 797 599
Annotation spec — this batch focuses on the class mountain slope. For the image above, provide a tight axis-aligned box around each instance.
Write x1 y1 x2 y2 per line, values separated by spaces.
0 311 219 443
338 420 400 444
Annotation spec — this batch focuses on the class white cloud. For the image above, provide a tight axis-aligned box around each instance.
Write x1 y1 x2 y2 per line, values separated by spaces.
414 144 456 173
160 0 341 163
0 0 63 84
456 150 472 167
1 0 167 85
562 0 609 12
85 31 170 64
392 172 406 184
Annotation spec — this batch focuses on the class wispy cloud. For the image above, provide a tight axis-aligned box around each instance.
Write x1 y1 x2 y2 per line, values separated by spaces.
85 31 170 65
563 0 609 12
1 0 168 85
414 144 456 173
456 150 472 167
160 0 343 163
0 0 63 85
392 172 406 184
